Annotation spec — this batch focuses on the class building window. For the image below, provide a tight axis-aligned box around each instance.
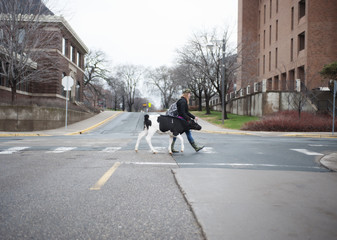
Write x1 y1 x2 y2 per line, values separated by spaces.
264 5 266 24
291 7 294 30
298 32 305 51
289 69 295 91
258 10 261 29
297 66 305 81
62 38 68 56
267 78 272 90
274 75 279 90
263 55 265 74
299 0 306 19
275 48 278 68
275 20 278 41
70 45 73 61
270 0 272 19
18 29 25 44
269 25 272 45
70 45 76 63
258 58 260 76
290 38 294 61
77 52 80 67
281 73 286 90
276 0 278 13
269 51 271 71
263 30 266 49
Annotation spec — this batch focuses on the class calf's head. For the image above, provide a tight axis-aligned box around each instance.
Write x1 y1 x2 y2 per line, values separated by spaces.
189 120 202 130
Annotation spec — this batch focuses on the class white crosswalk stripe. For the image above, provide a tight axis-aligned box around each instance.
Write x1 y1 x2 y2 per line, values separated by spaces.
291 149 324 156
201 147 216 154
0 147 29 154
102 147 121 153
47 147 77 153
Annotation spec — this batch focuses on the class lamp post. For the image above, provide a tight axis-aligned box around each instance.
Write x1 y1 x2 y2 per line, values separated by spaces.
207 39 226 124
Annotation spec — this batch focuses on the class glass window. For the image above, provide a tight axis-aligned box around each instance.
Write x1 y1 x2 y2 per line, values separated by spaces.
298 32 305 51
299 0 306 19
18 29 25 44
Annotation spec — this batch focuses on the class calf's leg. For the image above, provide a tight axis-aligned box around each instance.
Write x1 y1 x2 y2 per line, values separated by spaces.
177 134 184 152
135 129 147 152
145 128 157 154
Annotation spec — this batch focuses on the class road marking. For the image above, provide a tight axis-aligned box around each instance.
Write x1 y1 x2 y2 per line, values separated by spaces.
202 147 216 154
0 147 29 154
102 147 121 153
90 162 121 190
177 162 322 170
124 161 177 166
47 147 77 153
291 149 324 156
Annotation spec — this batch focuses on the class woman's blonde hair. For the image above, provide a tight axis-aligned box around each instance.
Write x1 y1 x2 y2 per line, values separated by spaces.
181 92 190 104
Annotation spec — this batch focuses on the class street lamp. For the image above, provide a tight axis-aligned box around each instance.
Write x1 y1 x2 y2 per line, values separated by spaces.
207 39 226 124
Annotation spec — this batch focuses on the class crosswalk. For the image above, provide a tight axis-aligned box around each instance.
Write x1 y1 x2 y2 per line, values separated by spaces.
0 146 326 156
0 146 122 155
0 147 29 155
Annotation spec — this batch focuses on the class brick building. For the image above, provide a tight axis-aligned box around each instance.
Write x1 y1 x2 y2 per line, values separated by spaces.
0 0 88 105
237 0 337 93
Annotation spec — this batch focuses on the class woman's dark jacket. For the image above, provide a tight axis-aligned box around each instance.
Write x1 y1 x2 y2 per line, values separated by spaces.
177 97 195 121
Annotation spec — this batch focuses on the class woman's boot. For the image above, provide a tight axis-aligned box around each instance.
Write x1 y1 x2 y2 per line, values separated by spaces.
190 142 204 152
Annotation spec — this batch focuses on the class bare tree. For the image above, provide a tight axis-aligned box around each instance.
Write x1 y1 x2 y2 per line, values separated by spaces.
145 66 181 109
106 76 125 111
0 0 58 103
113 64 142 112
175 63 215 113
83 50 110 107
176 28 238 118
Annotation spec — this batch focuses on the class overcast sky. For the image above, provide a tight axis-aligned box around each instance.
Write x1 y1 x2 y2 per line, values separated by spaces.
49 0 238 68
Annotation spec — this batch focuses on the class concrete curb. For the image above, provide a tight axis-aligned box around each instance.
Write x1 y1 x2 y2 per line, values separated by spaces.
283 133 337 138
320 153 337 172
0 133 51 137
200 129 253 135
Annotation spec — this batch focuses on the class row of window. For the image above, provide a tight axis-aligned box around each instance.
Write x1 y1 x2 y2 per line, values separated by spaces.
62 38 82 68
258 31 305 76
259 0 305 27
259 1 306 50
260 20 279 49
259 0 279 25
266 66 305 91
0 29 26 43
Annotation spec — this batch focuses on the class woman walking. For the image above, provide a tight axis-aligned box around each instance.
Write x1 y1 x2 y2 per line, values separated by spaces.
171 89 204 152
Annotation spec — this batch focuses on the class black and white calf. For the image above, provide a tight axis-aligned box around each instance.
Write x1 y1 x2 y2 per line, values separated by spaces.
135 114 184 154
135 114 202 154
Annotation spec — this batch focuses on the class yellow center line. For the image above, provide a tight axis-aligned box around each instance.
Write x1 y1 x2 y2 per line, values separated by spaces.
90 162 121 191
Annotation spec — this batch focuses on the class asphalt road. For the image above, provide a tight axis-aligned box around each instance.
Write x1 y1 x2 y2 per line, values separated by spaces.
1 112 336 239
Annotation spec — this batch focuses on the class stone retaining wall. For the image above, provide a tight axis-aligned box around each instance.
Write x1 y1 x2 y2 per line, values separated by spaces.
0 106 95 131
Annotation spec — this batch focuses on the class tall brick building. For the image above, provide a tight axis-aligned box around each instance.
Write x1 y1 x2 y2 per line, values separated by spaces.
237 0 337 93
0 0 88 105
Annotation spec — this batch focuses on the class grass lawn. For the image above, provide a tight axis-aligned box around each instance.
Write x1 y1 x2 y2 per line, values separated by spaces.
192 111 259 130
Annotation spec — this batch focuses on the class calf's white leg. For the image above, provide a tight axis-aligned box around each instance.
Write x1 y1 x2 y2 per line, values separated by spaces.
135 128 148 152
177 134 184 152
145 128 157 154
168 135 173 154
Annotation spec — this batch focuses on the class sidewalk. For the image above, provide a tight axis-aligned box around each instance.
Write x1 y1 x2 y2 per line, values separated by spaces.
177 118 337 240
